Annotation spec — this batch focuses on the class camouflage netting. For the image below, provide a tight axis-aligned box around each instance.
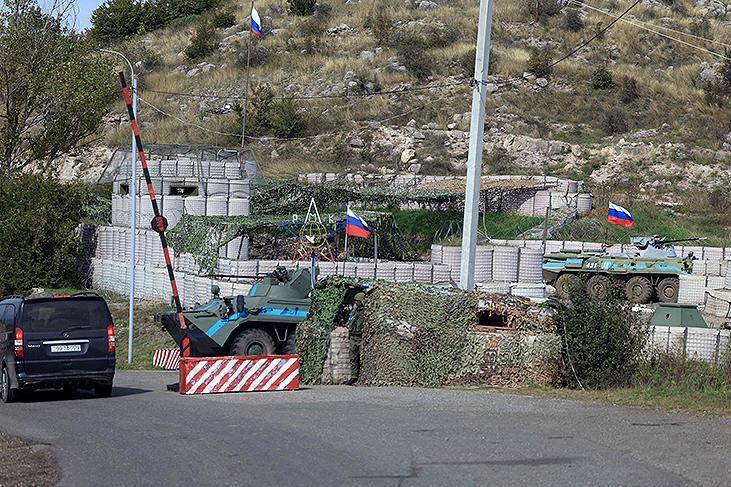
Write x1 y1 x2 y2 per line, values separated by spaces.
296 278 358 384
251 179 547 214
168 212 414 272
297 279 561 388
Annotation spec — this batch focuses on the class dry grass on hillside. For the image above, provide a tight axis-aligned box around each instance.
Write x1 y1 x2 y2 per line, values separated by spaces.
102 0 731 166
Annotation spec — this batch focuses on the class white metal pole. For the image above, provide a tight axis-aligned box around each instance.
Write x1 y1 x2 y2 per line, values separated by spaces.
459 0 494 291
128 75 138 364
343 204 350 270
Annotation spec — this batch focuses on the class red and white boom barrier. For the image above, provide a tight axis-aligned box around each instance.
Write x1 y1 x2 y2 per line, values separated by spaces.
178 355 300 395
153 348 181 370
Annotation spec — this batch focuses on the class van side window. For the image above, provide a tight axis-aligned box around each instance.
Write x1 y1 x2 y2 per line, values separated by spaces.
0 305 10 332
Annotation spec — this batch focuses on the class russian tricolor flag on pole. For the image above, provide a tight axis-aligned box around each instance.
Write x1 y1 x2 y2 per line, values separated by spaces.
250 4 263 39
346 208 372 238
607 202 635 229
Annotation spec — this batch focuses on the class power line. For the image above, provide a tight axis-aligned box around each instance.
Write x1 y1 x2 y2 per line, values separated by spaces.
143 80 465 101
571 0 731 51
570 0 731 61
137 91 454 143
548 0 643 69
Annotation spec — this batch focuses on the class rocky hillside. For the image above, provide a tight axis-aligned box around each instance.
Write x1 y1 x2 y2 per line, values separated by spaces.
82 0 731 202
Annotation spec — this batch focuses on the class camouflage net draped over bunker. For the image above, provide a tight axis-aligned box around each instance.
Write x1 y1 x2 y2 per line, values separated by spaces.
296 278 355 384
297 279 561 388
251 180 547 214
168 212 414 272
358 283 479 387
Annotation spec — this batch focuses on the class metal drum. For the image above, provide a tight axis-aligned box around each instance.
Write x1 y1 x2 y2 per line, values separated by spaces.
577 193 593 215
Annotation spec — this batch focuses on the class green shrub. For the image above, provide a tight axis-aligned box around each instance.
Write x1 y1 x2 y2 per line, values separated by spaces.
0 176 91 294
91 0 221 43
551 283 648 389
563 8 584 32
364 4 393 45
236 45 270 69
209 10 236 29
460 48 498 77
288 0 316 16
703 81 725 107
270 98 307 138
591 66 614 90
397 44 432 80
635 353 730 392
523 0 561 21
245 84 275 136
620 75 640 103
527 49 553 78
396 22 460 50
185 20 219 61
721 50 731 91
602 107 630 135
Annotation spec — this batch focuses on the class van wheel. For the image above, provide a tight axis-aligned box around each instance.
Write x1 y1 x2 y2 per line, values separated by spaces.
230 328 276 356
95 384 113 398
1 366 16 404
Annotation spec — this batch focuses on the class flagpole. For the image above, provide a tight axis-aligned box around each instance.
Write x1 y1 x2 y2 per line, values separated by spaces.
373 231 378 276
343 204 350 274
241 1 254 148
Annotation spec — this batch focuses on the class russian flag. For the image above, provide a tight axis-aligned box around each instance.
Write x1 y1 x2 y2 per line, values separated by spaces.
346 208 372 239
251 6 263 39
607 202 635 229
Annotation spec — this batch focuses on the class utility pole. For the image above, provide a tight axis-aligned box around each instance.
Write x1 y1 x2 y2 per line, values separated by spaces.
101 48 137 364
459 0 494 291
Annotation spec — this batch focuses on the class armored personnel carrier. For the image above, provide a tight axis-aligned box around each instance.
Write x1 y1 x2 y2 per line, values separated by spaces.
543 236 700 303
159 267 311 357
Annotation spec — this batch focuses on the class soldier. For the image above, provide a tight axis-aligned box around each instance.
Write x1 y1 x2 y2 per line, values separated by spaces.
347 292 365 383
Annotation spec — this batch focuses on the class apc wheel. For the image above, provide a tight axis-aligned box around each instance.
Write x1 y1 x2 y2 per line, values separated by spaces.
554 273 580 298
1 366 16 404
281 331 297 355
230 328 276 356
656 277 679 303
587 275 611 300
625 276 653 304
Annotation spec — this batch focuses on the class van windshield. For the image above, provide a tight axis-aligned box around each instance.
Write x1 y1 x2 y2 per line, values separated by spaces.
21 299 111 332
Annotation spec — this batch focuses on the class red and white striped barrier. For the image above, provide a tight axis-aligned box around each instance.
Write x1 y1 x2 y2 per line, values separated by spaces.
153 348 181 370
179 355 300 395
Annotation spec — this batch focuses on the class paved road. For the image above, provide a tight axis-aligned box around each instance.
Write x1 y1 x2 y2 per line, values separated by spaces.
0 371 729 487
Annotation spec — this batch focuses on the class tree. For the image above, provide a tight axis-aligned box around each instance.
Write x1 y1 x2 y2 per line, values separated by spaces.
0 0 115 176
0 175 91 294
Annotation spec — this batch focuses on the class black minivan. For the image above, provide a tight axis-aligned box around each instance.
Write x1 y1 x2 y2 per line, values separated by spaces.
0 293 116 403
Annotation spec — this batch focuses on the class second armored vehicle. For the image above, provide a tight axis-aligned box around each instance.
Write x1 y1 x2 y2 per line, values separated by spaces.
159 267 312 357
543 236 698 303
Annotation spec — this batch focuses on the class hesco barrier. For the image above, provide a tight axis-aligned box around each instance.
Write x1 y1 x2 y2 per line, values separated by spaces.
646 327 731 365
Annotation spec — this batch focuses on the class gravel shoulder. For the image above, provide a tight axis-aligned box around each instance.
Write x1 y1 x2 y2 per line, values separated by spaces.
0 431 58 487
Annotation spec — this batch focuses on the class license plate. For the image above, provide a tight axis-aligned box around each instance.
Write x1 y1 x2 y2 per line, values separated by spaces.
51 344 81 353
